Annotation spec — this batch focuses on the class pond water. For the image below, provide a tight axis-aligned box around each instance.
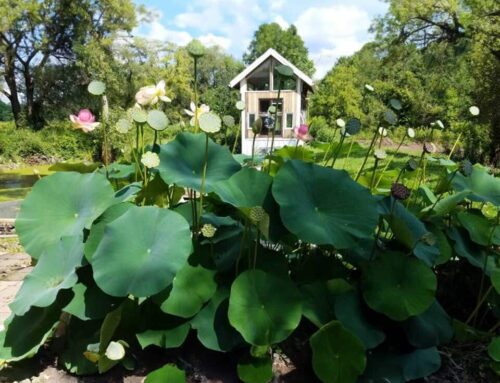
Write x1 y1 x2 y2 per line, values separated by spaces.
0 168 49 202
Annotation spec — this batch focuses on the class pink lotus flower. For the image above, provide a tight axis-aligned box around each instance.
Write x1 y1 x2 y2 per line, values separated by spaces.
69 109 100 133
294 124 312 142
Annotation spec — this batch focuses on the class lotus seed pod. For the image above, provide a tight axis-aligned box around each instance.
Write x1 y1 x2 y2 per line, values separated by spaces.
407 128 416 138
365 84 374 92
423 142 436 154
406 158 418 171
482 202 498 219
336 118 346 128
459 159 473 177
421 232 437 246
391 182 411 200
469 106 480 116
249 206 266 224
187 39 205 58
252 118 263 134
201 223 217 238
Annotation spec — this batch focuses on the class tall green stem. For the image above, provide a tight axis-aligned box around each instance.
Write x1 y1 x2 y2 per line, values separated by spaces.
370 158 380 191
342 139 355 170
448 132 462 160
375 134 406 188
330 132 346 168
193 58 199 132
251 132 258 166
355 130 378 181
198 134 209 228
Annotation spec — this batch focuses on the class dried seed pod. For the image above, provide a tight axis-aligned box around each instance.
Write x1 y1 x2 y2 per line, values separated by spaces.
391 182 411 200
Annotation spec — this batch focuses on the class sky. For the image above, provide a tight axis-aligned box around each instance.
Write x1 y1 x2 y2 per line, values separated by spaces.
134 0 389 79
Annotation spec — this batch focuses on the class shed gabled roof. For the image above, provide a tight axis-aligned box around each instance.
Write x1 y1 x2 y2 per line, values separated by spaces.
230 48 314 88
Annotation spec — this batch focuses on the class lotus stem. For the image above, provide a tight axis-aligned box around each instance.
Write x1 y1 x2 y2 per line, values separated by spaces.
425 169 459 216
342 138 355 170
375 134 407 189
193 58 200 133
198 134 209 228
232 122 240 154
448 132 462 160
331 132 346 168
370 158 380 191
355 130 378 181
251 132 258 166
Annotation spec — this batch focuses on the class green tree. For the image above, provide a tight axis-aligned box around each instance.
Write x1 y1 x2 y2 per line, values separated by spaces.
243 23 315 76
0 0 136 129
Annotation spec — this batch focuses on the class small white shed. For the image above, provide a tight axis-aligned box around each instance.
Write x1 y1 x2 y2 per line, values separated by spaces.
229 48 314 155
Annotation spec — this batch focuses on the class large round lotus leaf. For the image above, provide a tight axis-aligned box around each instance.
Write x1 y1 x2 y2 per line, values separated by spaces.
488 337 500 362
87 80 106 96
0 291 72 361
384 109 398 125
10 235 83 316
275 64 294 78
389 98 402 111
237 355 273 383
452 165 500 206
158 132 241 192
84 203 133 262
191 286 243 352
92 206 192 297
345 118 361 135
458 211 500 246
145 364 186 383
60 319 100 375
402 347 441 381
272 160 378 248
361 252 437 321
334 291 385 349
160 263 217 318
228 269 302 346
358 351 404 383
310 321 366 383
16 172 115 259
403 300 453 348
147 110 169 131
63 282 120 321
212 168 272 209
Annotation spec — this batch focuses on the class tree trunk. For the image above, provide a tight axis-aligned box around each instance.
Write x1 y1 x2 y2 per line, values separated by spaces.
23 67 42 130
3 50 22 127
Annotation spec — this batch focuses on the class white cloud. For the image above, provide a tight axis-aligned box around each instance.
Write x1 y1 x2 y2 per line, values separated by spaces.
295 5 372 78
270 0 285 11
199 33 232 50
273 15 289 29
141 21 192 46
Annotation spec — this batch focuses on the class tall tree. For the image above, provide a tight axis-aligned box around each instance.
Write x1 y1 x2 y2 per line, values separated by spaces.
243 23 315 77
0 0 136 128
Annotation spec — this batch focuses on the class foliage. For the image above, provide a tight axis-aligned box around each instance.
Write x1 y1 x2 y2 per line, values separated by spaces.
243 23 315 76
0 68 499 383
0 101 12 121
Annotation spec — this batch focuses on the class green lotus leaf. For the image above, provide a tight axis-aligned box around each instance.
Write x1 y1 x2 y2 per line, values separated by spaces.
452 165 500 206
191 286 244 352
10 235 84 316
16 172 115 259
384 109 398 125
402 347 441 381
160 263 217 318
49 162 99 173
275 64 294 78
458 211 500 246
199 112 222 133
237 354 273 383
447 227 497 273
92 206 192 297
116 118 132 133
0 291 72 361
300 279 352 328
381 198 439 266
136 326 190 350
310 321 366 383
389 98 402 110
84 203 133 262
87 80 106 96
403 301 453 348
212 168 272 209
63 281 120 321
272 160 378 248
361 252 437 321
104 163 135 180
228 269 302 346
345 118 361 135
131 108 148 123
421 190 471 216
492 270 500 294
145 364 186 383
488 337 500 362
334 291 385 349
358 351 404 383
427 224 453 265
147 110 169 131
158 132 241 192
273 145 315 163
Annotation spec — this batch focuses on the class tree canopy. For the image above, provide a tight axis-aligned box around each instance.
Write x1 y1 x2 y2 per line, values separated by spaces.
243 23 315 77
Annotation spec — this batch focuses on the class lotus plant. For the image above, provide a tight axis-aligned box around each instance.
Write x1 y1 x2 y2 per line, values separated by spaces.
135 80 171 106
69 109 100 133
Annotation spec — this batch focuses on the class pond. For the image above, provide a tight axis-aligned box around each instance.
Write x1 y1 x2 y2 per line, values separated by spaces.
0 167 50 202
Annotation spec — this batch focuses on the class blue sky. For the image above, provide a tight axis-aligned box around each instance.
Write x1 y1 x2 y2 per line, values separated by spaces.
134 0 389 78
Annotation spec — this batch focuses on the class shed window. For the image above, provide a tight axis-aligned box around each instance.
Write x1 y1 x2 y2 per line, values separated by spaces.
248 113 255 129
286 113 293 128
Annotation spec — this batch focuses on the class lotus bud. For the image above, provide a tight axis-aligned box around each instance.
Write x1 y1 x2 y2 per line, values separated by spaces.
249 206 266 224
469 106 480 116
406 158 418 171
459 159 473 177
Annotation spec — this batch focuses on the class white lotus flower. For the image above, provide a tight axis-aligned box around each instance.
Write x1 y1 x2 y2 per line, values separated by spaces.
184 102 210 126
141 151 160 168
435 120 445 129
469 106 480 116
407 128 416 138
336 118 345 128
105 341 125 361
378 127 388 137
135 80 171 106
365 84 374 92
